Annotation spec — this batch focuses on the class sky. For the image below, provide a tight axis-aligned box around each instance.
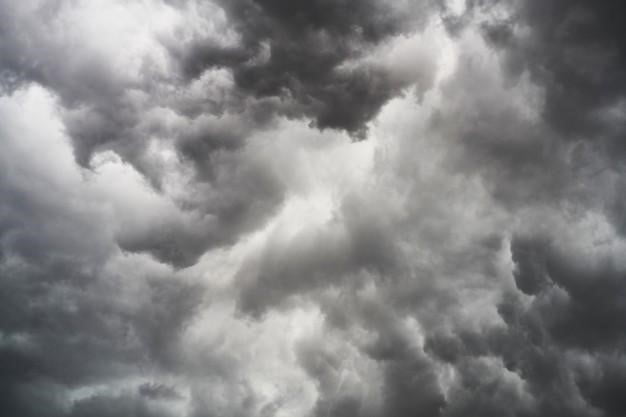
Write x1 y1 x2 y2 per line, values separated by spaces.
1 0 626 416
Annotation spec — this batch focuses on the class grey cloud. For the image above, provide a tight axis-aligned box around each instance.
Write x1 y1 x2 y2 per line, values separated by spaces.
471 0 626 164
405 10 626 413
294 291 446 417
511 235 626 351
0 236 203 417
0 1 143 165
69 392 178 417
225 6 626 412
423 229 626 417
0 250 201 417
139 382 184 400
173 0 441 136
0 90 202 416
3 0 626 416
236 193 400 316
0 1 288 267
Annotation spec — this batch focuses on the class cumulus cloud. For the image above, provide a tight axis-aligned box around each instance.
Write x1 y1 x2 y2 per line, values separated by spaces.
1 0 626 416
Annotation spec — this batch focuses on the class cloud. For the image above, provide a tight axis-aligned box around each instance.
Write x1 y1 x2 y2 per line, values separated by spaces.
2 1 626 416
171 0 442 136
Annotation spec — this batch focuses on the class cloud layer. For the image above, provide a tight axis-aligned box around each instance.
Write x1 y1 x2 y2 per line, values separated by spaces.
1 1 626 416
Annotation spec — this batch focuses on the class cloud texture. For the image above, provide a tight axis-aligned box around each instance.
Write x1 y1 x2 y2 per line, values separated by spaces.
1 0 626 416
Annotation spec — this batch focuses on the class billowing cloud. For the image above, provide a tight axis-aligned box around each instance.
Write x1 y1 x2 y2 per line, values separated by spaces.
1 1 626 416
172 0 440 136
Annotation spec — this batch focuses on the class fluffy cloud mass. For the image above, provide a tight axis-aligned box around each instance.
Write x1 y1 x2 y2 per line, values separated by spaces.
2 0 626 416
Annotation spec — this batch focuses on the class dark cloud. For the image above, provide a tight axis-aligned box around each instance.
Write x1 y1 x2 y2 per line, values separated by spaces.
0 87 201 416
139 382 184 400
236 193 400 316
423 231 626 417
404 6 626 413
2 0 626 416
173 0 440 136
512 235 626 351
474 1 626 158
0 247 201 417
69 392 177 417
0 0 444 268
0 1 288 267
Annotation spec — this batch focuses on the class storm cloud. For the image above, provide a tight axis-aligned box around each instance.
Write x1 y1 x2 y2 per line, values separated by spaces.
1 0 626 416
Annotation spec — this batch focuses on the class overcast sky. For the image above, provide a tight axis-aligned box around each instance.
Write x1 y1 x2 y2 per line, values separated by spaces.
1 1 626 416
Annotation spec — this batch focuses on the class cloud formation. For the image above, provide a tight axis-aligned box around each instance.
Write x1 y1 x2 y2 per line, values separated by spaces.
1 1 626 416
